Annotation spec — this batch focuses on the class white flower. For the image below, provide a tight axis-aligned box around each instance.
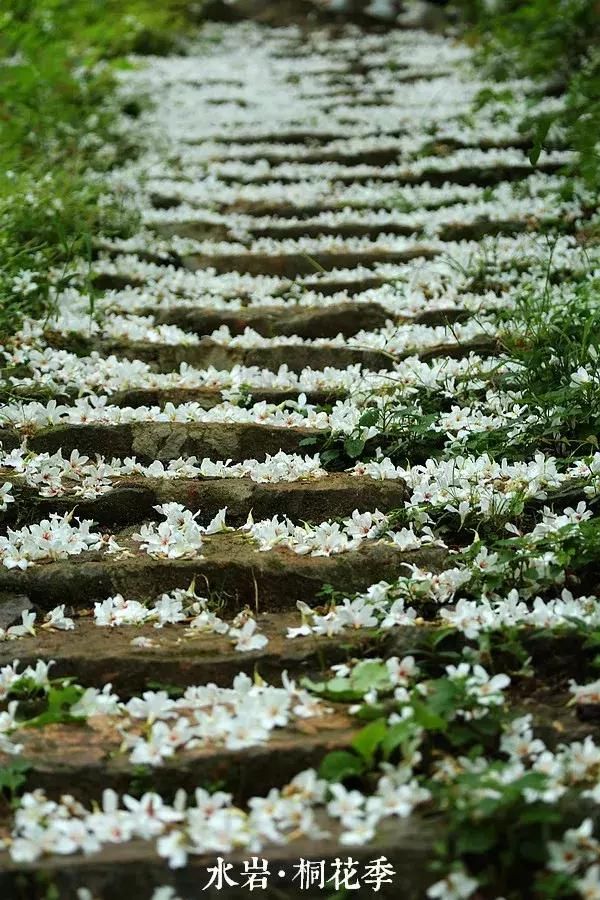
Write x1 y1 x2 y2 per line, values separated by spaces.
95 595 149 627
386 656 418 686
548 820 599 875
439 597 496 639
380 597 418 629
151 888 183 900
0 514 100 570
0 483 14 511
336 597 379 629
340 817 378 845
131 636 156 649
326 783 365 827
230 619 268 653
427 869 478 900
133 504 204 559
576 864 600 900
569 679 600 706
125 691 177 723
71 685 120 718
204 507 229 534
4 610 37 639
122 793 184 838
42 605 75 631
152 594 186 628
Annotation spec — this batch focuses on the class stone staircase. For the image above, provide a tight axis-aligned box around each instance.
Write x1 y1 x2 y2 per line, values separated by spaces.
0 16 595 900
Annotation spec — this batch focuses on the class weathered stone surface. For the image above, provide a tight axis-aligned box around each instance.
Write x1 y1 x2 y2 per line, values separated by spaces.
156 213 557 247
213 161 563 188
61 334 496 374
5 473 408 527
110 386 341 409
4 715 357 803
0 593 32 630
0 539 448 610
9 380 338 411
99 338 397 373
4 691 589 805
25 422 328 464
0 612 382 694
151 301 390 339
0 818 440 900
0 428 20 454
182 246 436 277
90 271 387 299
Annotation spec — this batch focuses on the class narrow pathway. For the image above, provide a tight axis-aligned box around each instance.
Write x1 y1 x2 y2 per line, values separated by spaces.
0 19 599 900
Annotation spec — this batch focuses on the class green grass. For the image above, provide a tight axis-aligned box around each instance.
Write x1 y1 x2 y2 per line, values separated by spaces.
0 0 206 337
449 0 600 194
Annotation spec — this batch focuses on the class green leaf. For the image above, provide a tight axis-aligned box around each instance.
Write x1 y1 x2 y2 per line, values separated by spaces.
8 676 44 699
520 839 549 863
300 676 327 694
350 661 390 695
518 804 562 826
344 435 366 458
455 824 496 855
425 678 463 718
381 721 413 758
528 118 553 165
351 718 387 763
24 682 85 729
300 675 362 702
448 723 478 747
320 449 340 464
354 703 387 721
0 761 31 796
319 751 364 782
429 627 456 649
358 409 380 428
411 699 447 732
326 677 353 693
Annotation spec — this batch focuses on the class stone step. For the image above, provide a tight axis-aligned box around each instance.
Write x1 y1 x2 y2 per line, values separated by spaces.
0 611 382 695
156 337 495 373
4 715 357 804
213 161 563 187
153 157 547 207
109 386 342 410
18 334 496 384
302 274 388 295
5 473 407 528
2 14 581 896
190 127 535 150
181 246 436 277
5 385 341 412
154 214 536 244
4 691 589 806
155 218 417 242
149 302 390 338
193 147 406 167
147 303 465 335
196 127 404 144
93 269 386 298
75 340 398 374
0 539 447 610
4 421 329 464
0 818 437 900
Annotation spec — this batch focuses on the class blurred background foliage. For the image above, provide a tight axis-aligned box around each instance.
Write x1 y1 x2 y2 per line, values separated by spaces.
0 0 598 336
0 1 206 332
449 0 600 191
